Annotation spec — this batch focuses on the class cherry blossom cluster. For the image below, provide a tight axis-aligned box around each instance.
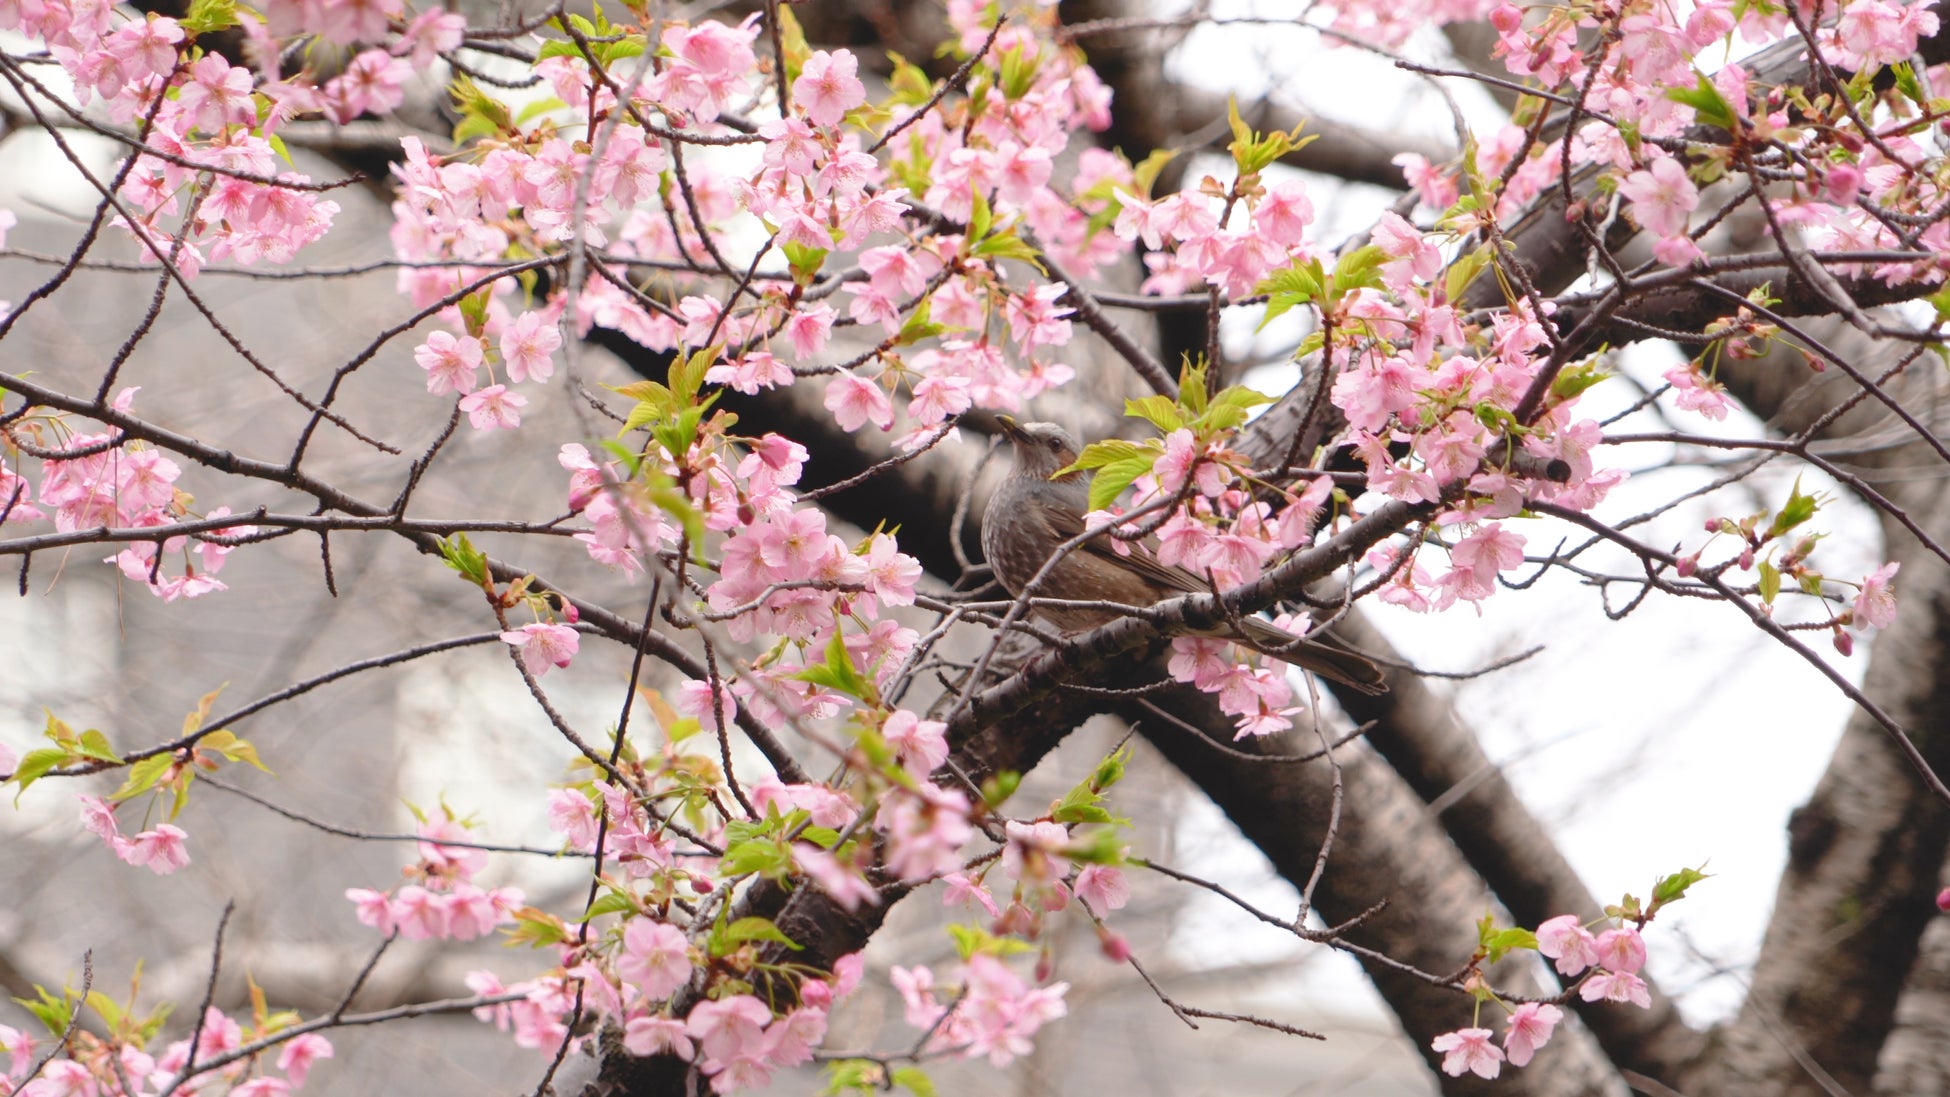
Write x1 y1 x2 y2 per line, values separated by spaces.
0 1005 331 1097
343 813 524 942
382 1 1109 444
1481 0 1943 272
1431 869 1704 1081
401 683 1133 1090
1 1 367 277
2 388 255 600
75 793 189 875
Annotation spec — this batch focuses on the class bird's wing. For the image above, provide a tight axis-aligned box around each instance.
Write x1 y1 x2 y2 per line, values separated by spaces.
1037 503 1211 595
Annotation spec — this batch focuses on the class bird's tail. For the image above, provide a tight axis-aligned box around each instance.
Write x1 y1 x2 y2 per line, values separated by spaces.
1237 616 1388 695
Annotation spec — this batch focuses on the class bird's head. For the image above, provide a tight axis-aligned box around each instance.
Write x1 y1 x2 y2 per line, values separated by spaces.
997 416 1083 481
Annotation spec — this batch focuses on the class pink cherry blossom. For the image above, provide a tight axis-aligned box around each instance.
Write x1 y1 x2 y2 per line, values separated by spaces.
500 310 561 383
278 1033 334 1087
1593 926 1648 974
500 622 579 675
1618 155 1699 238
1074 864 1130 912
623 1014 695 1059
882 708 948 775
1536 914 1600 976
1581 968 1653 1007
619 918 694 1001
1853 562 1899 631
823 372 894 432
795 49 867 127
1503 1002 1562 1067
123 823 190 874
416 330 483 395
459 384 526 431
1432 1027 1504 1078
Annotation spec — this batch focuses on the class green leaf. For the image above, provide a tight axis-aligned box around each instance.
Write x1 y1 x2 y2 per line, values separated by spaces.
996 42 1040 100
718 837 791 877
1329 245 1387 302
1199 384 1275 432
783 241 827 286
1087 454 1157 512
892 1067 938 1097
1051 784 1108 825
1255 258 1325 330
967 188 993 244
1444 247 1492 303
981 770 1021 808
181 686 223 737
970 230 1046 272
449 75 513 145
1757 558 1781 604
16 985 75 1036
514 97 570 126
600 35 646 66
895 300 949 347
886 52 935 107
11 747 70 800
180 0 239 34
436 533 490 587
644 471 707 549
202 731 272 774
1766 477 1820 539
1125 395 1184 433
1651 865 1711 906
85 990 124 1031
1089 745 1131 792
1483 926 1539 962
1131 148 1178 199
1057 438 1150 475
1667 72 1737 131
1891 61 1925 105
671 344 717 405
1550 359 1613 401
823 1059 883 1095
110 754 175 803
1226 96 1254 155
720 916 800 951
75 729 120 764
580 891 637 922
506 907 571 948
793 626 872 702
1063 827 1128 864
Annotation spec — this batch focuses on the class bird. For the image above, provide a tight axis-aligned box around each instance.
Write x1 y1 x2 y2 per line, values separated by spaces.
981 416 1387 695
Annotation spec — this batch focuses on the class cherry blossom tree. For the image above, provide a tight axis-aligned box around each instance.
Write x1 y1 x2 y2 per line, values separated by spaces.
2 1 1949 1095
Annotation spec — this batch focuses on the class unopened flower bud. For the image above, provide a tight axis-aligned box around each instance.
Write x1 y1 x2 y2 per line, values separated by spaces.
1833 630 1854 657
1938 887 1950 913
1098 929 1131 962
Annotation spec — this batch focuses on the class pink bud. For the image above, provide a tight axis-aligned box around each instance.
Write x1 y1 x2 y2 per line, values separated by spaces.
1938 887 1950 913
1098 930 1132 962
690 877 714 894
1737 547 1754 570
1675 554 1697 578
1833 630 1854 657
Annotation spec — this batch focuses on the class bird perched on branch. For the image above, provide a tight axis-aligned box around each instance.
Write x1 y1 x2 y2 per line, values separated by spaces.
981 417 1387 695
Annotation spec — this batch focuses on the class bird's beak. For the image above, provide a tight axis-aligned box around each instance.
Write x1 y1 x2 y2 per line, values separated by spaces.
996 415 1028 443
